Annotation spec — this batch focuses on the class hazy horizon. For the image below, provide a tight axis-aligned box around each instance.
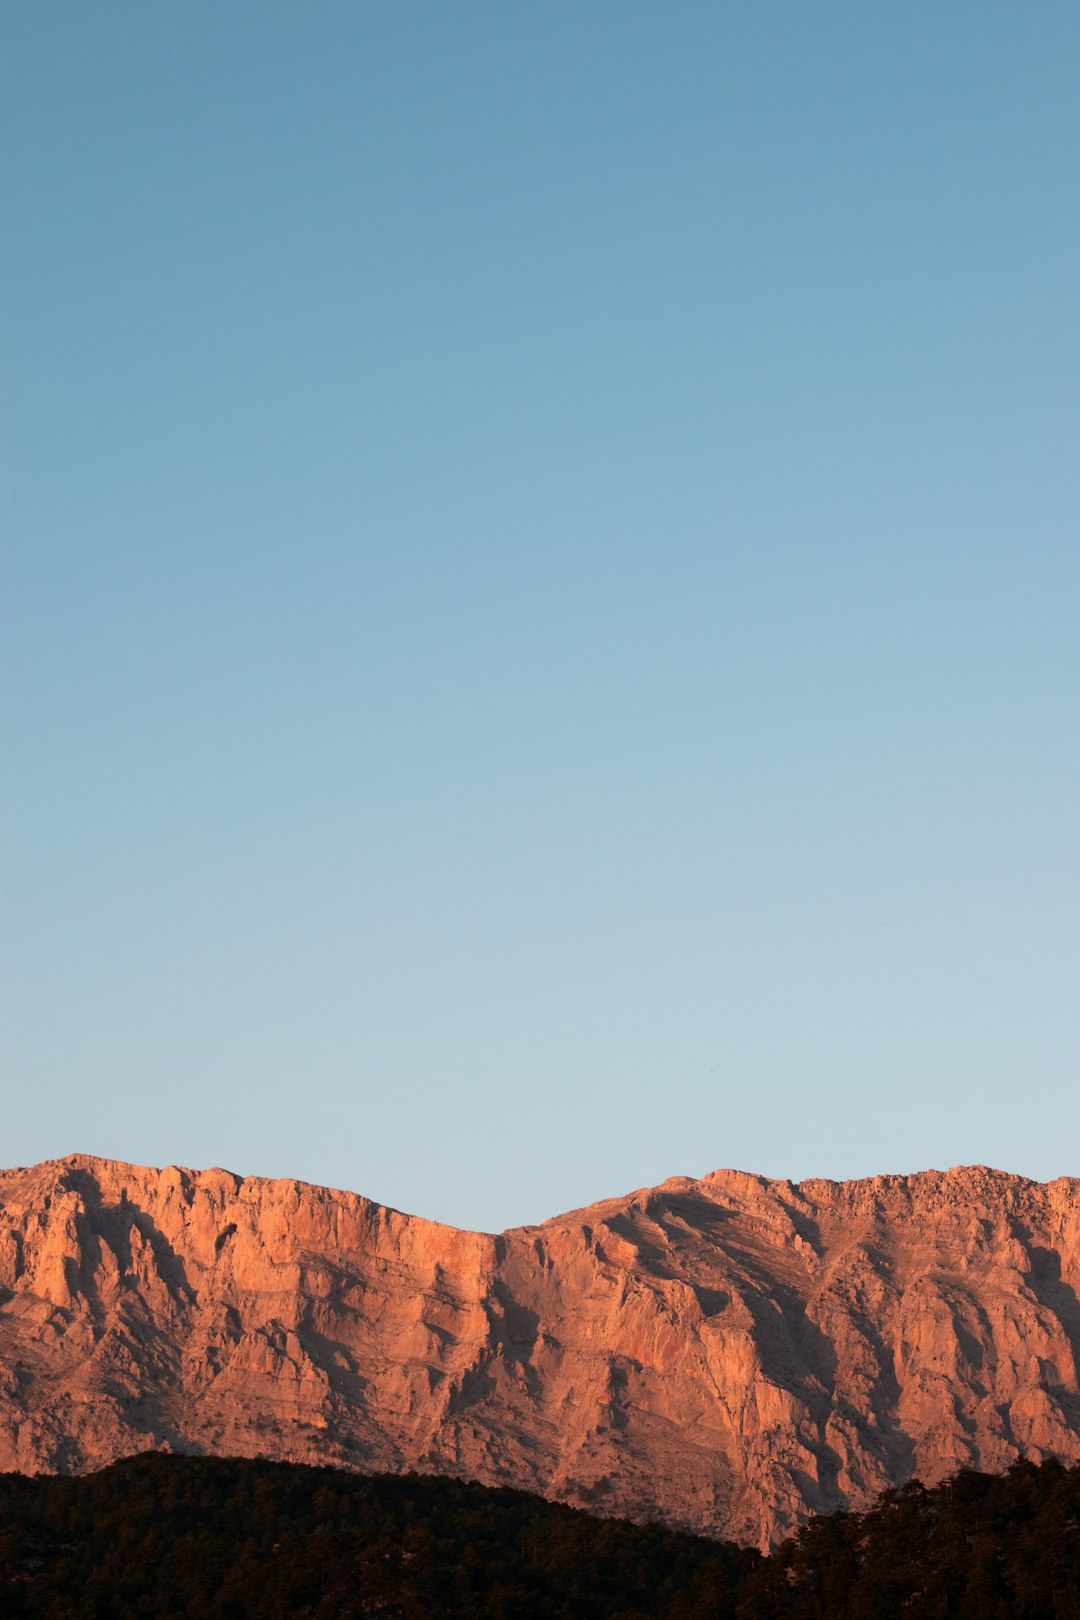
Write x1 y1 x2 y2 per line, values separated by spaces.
4 3 1078 1231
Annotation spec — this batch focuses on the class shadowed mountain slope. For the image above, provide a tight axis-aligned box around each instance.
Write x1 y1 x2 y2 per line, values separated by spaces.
2 1155 1079 1548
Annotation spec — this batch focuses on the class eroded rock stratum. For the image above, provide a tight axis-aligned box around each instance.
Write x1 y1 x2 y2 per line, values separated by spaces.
2 1155 1079 1547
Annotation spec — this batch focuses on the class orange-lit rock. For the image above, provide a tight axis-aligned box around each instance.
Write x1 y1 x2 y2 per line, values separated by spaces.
1 1155 1079 1547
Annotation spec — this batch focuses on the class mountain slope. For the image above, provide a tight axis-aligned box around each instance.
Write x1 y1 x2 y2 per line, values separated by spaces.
1 1154 1079 1547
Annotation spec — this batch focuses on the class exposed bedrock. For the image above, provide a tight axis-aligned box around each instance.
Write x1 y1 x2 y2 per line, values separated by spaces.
2 1155 1079 1548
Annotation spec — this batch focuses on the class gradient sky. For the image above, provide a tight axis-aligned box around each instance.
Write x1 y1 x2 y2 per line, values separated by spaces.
3 3 1078 1231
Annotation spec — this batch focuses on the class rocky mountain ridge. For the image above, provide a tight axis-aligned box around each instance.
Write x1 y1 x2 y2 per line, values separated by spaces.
1 1154 1079 1548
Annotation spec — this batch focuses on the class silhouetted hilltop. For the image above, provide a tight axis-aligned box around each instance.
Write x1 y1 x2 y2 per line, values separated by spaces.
2 1453 1080 1617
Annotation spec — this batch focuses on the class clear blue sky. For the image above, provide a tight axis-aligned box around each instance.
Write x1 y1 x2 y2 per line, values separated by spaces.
3 3 1078 1231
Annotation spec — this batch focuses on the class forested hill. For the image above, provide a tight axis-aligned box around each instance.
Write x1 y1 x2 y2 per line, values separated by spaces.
1 1453 1079 1618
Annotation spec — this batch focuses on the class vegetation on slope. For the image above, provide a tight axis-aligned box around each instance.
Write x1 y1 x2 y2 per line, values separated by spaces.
0 1453 1079 1617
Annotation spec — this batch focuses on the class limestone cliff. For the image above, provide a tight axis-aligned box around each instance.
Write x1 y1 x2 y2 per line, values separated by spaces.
1 1155 1079 1548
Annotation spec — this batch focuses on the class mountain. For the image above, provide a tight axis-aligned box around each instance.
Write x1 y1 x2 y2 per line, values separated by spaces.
1 1154 1079 1548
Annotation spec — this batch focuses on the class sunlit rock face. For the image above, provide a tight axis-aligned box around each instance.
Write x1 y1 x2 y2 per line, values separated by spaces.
1 1154 1079 1548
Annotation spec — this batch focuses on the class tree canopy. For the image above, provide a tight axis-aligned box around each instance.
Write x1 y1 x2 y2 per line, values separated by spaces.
1 1452 1078 1617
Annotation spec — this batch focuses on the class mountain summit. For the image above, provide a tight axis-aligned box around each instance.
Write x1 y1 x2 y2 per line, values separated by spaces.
1 1154 1078 1547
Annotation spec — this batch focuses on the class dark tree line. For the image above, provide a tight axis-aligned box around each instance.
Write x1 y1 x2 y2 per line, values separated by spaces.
0 1451 1078 1617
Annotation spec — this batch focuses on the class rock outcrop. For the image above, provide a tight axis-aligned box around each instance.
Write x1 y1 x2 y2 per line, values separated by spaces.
1 1154 1079 1547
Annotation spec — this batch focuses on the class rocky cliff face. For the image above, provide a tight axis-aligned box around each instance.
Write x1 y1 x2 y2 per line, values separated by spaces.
1 1155 1079 1547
